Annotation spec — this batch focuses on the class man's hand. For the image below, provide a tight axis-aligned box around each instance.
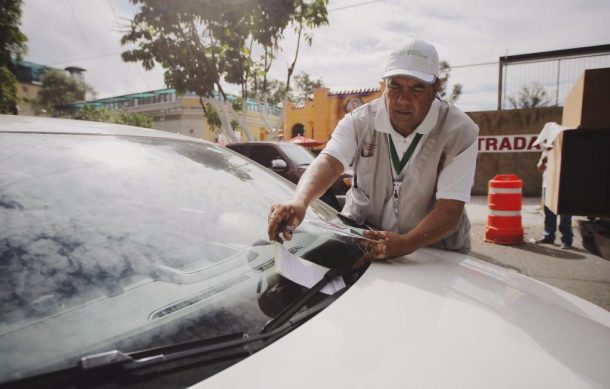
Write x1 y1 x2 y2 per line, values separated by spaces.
267 154 344 243
359 230 413 261
267 200 307 242
357 199 465 263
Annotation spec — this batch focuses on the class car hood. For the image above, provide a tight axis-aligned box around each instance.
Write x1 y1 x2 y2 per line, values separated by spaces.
194 247 610 389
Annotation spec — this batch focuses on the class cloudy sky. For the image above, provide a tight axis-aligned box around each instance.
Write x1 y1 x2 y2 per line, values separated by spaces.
20 0 610 112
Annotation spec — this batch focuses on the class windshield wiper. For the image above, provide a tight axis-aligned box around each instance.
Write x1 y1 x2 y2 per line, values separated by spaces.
8 260 360 388
261 263 356 334
8 295 342 389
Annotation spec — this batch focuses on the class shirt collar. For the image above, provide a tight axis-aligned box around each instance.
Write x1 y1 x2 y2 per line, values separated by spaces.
374 96 440 137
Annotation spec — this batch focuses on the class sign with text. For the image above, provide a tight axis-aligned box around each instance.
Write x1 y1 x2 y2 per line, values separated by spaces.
478 134 542 153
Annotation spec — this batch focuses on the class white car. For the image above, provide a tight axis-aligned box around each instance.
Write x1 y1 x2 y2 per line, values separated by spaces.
1 115 609 389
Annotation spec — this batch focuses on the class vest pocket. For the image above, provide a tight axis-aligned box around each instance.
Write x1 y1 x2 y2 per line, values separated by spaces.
343 187 369 226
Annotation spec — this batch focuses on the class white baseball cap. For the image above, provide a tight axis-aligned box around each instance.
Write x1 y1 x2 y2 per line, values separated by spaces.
383 39 440 83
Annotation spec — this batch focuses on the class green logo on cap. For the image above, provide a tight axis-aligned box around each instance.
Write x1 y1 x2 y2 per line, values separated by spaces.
401 49 428 59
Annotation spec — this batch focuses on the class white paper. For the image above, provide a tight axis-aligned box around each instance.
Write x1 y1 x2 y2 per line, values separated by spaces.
274 243 346 295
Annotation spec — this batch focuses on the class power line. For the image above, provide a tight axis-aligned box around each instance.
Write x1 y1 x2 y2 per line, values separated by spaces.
329 0 384 12
67 0 113 88
46 51 123 66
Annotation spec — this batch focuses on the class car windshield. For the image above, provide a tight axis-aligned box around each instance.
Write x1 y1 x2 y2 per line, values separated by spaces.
277 143 315 166
0 132 365 387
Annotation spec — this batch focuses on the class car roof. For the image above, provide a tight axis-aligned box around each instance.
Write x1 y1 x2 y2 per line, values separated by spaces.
0 114 202 142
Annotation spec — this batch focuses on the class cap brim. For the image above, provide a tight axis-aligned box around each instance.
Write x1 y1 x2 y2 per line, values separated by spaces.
383 69 436 83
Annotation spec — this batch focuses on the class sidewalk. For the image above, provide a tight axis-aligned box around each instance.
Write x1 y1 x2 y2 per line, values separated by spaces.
466 196 610 311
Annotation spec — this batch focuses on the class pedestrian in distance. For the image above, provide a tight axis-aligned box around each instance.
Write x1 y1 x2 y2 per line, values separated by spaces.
535 147 573 249
267 38 479 261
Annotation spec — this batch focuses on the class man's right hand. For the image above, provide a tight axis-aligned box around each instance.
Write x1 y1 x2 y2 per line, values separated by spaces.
267 200 307 242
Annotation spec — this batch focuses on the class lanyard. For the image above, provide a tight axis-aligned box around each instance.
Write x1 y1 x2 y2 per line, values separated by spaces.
387 132 423 176
387 132 423 216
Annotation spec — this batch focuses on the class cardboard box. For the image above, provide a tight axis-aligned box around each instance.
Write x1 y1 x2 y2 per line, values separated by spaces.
562 68 610 129
545 128 610 217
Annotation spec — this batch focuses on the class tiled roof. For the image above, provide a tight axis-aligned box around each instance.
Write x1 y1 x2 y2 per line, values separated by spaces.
329 87 380 96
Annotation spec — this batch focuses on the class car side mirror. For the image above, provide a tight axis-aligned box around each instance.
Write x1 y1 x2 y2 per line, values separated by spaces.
270 159 287 170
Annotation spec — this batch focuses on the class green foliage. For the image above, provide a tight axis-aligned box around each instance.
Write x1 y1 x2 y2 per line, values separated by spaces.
0 0 27 66
1 0 27 113
508 82 553 109
202 102 241 131
69 105 111 122
0 66 18 113
121 0 328 107
62 106 154 128
114 111 154 128
438 61 462 103
247 76 289 105
283 0 328 93
246 71 323 105
203 102 222 130
34 69 94 115
292 71 324 103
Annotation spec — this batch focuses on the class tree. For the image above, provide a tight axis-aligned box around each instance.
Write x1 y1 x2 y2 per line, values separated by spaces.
438 60 462 104
69 106 111 122
114 111 154 128
121 0 328 141
63 106 154 128
0 66 18 114
0 0 27 114
508 82 553 109
247 77 289 105
34 69 94 115
292 71 324 103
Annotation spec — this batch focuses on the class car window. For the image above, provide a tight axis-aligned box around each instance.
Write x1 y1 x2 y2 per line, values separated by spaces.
0 132 364 387
277 143 316 166
247 144 282 167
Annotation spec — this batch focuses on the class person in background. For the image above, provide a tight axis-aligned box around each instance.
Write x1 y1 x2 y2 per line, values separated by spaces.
536 147 573 249
267 38 479 261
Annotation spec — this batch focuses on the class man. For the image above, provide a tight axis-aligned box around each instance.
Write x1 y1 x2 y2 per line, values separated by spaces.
536 146 573 249
268 38 479 260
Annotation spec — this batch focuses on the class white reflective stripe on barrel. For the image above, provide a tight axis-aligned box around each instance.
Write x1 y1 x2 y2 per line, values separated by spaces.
489 209 521 216
488 187 522 194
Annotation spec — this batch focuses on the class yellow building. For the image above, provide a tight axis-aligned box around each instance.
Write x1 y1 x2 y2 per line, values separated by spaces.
284 84 383 149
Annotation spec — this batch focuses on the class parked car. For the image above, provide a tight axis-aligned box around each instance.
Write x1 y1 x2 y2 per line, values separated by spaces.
225 141 352 210
1 115 610 389
0 115 364 388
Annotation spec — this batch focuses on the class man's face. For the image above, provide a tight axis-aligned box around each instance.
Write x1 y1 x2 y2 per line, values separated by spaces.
385 75 440 136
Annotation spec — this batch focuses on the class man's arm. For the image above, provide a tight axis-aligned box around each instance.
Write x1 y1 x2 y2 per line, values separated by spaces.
360 199 465 260
267 154 345 242
537 149 549 172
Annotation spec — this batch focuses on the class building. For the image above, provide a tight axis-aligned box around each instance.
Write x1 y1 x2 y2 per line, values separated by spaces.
12 60 89 116
11 60 53 115
284 85 383 149
74 89 283 142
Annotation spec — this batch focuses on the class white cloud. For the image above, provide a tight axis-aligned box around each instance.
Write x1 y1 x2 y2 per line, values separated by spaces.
20 0 610 110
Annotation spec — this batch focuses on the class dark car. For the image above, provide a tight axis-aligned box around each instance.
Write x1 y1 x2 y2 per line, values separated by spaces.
225 142 352 210
0 115 366 388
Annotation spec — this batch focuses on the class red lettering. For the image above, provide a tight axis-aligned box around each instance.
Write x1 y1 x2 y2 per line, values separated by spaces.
478 137 486 151
528 136 541 151
499 137 512 151
486 138 498 150
514 136 526 150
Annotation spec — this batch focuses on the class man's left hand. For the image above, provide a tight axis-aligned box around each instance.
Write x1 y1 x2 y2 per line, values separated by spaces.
359 230 413 261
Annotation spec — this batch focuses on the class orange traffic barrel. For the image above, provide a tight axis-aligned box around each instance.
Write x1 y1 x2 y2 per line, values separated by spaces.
485 174 524 244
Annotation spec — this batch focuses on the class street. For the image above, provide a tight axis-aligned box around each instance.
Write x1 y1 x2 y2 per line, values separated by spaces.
466 196 610 311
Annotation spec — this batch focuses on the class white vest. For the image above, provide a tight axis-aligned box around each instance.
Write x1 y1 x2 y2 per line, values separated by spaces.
342 98 478 252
